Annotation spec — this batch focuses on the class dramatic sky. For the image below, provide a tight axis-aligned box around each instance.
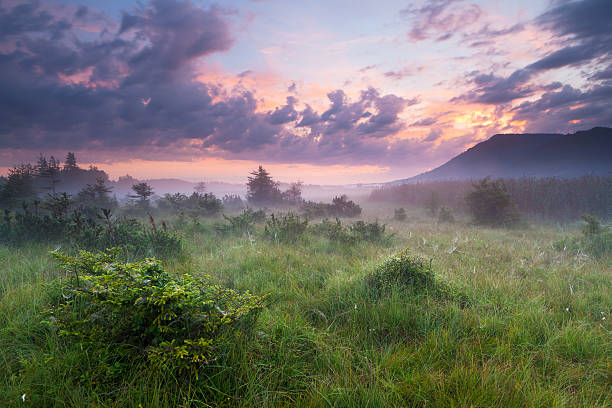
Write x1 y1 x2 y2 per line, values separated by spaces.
0 0 610 183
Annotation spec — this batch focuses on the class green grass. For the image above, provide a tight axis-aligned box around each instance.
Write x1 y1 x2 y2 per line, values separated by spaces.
0 206 610 407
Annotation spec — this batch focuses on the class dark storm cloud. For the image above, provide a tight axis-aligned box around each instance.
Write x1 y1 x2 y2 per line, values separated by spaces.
0 0 417 166
511 84 612 132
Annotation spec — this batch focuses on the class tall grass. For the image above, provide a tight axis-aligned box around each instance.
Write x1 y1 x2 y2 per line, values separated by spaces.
0 205 610 407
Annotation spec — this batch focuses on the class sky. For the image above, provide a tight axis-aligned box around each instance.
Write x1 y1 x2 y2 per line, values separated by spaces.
0 0 610 184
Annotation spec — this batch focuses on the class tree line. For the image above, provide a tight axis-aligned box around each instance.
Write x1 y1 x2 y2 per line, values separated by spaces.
369 175 612 221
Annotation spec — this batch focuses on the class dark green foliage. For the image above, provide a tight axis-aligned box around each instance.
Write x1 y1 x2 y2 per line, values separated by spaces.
222 194 244 210
466 178 521 227
301 195 362 219
329 195 362 217
158 192 223 216
311 218 389 244
247 166 282 206
75 177 116 214
365 251 459 302
438 205 455 223
0 164 36 208
366 251 435 293
349 219 387 242
215 209 265 235
300 200 330 218
579 214 611 259
553 214 611 259
370 175 612 222
0 203 182 258
130 182 154 204
264 212 308 243
394 207 407 221
48 249 266 375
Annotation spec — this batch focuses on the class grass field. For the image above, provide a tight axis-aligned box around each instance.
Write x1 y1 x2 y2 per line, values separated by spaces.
0 204 610 407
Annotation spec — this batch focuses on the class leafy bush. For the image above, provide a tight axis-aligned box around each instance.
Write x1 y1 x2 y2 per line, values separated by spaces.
438 206 455 223
215 209 265 236
366 251 435 293
157 192 223 216
264 212 308 243
329 195 362 217
349 219 387 242
311 218 389 244
553 214 611 259
301 195 362 219
580 214 611 259
466 177 521 227
48 249 266 376
0 204 182 259
222 194 244 210
394 208 407 221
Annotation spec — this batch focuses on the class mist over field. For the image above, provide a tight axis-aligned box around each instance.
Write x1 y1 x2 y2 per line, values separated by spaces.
1 0 611 406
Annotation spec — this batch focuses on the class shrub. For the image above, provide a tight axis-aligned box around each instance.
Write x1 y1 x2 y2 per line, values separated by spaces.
215 209 265 236
329 195 362 217
301 195 362 219
466 177 521 227
366 251 435 293
579 214 612 259
311 218 389 244
394 208 407 221
0 205 182 259
301 200 330 218
222 194 244 210
349 219 387 242
264 212 309 243
157 192 223 216
48 249 266 376
438 206 455 223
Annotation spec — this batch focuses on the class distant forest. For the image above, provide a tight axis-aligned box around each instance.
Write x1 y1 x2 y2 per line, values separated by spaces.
369 176 612 221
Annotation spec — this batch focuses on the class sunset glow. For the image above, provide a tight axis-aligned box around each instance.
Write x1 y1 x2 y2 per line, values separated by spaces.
0 0 610 183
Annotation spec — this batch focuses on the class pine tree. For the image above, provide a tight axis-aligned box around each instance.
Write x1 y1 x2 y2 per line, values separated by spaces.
64 152 78 172
130 182 154 204
246 166 281 206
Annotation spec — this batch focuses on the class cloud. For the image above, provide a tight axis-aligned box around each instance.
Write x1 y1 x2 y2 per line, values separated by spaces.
511 84 612 132
401 0 482 42
0 0 422 167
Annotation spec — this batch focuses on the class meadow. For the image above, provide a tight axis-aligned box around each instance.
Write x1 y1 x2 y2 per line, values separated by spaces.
0 203 610 407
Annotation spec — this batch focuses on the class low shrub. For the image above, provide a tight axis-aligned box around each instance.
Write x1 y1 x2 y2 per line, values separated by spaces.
264 212 308 243
366 251 435 293
311 218 390 244
47 249 266 376
215 209 265 236
553 214 611 259
0 205 182 259
349 219 387 242
301 195 362 219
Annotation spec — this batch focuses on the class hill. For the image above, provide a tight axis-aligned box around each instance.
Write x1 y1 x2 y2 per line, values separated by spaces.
395 127 612 182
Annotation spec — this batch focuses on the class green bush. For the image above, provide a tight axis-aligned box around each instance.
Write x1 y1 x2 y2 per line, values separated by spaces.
215 209 265 236
466 177 521 227
264 212 308 243
553 214 611 259
47 249 266 376
311 218 390 244
349 219 387 242
367 251 435 293
580 214 611 259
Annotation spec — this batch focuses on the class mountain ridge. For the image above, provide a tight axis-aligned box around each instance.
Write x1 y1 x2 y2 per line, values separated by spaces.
393 127 612 183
